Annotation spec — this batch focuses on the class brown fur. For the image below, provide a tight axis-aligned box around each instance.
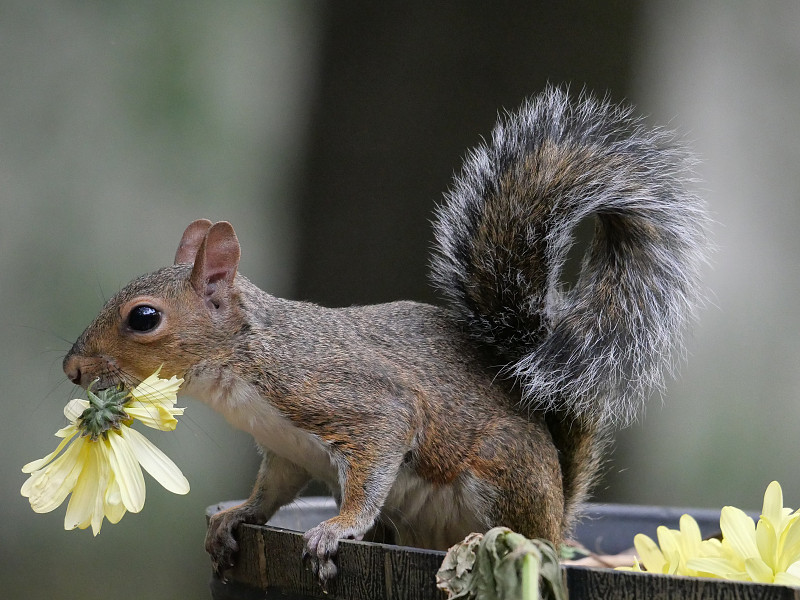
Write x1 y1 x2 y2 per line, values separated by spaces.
62 88 706 585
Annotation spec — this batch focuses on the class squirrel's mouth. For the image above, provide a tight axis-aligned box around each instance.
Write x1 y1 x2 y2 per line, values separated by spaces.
63 354 126 391
74 373 122 393
88 377 124 393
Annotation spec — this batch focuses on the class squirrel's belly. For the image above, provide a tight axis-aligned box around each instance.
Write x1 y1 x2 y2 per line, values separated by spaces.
184 372 339 485
380 468 495 550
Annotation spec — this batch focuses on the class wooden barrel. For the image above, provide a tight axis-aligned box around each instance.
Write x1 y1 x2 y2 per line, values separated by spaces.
207 498 800 599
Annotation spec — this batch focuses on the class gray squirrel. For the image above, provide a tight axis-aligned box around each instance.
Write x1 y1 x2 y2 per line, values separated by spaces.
62 86 707 582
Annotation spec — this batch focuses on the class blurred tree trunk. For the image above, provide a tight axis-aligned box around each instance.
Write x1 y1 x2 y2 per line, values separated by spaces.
292 1 641 307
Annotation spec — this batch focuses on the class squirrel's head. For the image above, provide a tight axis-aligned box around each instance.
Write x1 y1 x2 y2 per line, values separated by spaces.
63 219 241 390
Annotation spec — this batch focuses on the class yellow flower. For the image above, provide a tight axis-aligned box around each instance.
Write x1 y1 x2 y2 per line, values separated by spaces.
619 482 800 587
618 514 716 577
688 482 800 586
125 367 185 431
21 372 189 535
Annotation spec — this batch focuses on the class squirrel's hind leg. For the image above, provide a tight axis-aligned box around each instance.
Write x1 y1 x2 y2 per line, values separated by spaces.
467 416 566 545
377 416 566 550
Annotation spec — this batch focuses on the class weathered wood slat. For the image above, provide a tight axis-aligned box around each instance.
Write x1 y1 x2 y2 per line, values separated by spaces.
223 524 445 599
208 500 800 600
566 565 800 600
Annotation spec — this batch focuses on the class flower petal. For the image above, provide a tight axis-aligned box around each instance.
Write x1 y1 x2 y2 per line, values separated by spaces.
22 435 86 513
774 571 800 587
103 470 127 524
687 557 743 580
125 368 185 431
55 424 79 439
106 428 146 513
699 537 725 558
778 518 800 571
129 368 183 406
721 506 759 561
756 518 777 570
744 557 774 583
762 481 783 526
616 557 645 572
125 403 181 431
656 527 682 574
63 441 100 532
89 441 111 535
64 399 89 423
786 561 800 578
634 533 666 574
121 427 189 495
679 514 702 552
21 427 78 473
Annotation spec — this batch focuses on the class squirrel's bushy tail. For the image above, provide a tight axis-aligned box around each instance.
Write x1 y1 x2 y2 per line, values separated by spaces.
431 87 707 426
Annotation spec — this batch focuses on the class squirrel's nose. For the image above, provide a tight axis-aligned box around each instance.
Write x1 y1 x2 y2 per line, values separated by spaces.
63 355 82 386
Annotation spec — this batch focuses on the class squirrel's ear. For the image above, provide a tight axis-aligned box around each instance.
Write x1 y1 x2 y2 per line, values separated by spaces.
189 221 241 300
175 219 214 265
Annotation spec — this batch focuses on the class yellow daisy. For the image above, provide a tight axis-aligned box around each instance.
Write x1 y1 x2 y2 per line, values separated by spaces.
124 367 185 431
21 371 189 535
618 514 717 577
688 482 800 586
619 481 800 587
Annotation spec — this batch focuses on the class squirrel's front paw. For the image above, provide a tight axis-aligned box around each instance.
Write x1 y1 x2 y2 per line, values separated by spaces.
205 511 241 577
303 517 360 584
205 504 264 578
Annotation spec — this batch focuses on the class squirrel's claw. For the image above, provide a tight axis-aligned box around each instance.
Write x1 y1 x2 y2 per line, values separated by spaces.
205 503 265 579
303 518 353 586
205 511 240 578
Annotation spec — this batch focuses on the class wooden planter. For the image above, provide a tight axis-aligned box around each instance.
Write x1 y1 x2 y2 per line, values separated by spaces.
207 497 800 600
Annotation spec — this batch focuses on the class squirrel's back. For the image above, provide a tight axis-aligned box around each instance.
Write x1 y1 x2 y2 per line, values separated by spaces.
431 86 708 427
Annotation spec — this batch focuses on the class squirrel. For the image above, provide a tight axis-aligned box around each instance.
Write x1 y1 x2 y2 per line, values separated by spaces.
62 86 707 582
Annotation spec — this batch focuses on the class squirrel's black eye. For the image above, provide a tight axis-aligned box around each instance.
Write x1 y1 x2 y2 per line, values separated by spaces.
127 305 161 332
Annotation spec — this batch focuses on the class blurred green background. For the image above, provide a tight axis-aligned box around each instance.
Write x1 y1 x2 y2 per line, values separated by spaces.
2 1 800 598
